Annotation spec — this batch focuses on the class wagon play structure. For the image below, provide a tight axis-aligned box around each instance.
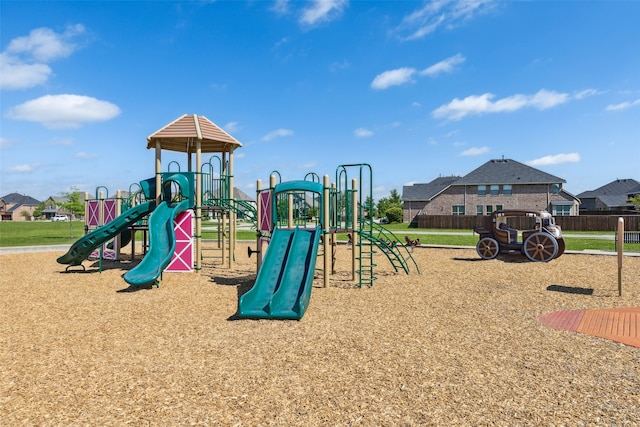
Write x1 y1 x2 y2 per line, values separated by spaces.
473 209 565 262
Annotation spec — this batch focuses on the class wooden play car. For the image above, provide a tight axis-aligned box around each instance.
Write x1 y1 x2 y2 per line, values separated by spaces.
473 209 565 262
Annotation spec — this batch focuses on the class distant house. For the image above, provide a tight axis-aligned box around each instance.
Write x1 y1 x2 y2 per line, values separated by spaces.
402 158 580 222
41 193 88 220
576 178 640 211
233 187 257 220
0 193 41 221
42 196 64 219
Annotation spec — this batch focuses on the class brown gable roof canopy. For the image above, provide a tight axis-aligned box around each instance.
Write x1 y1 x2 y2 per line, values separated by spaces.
147 114 242 153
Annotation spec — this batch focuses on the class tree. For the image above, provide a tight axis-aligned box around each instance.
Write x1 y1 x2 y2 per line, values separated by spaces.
59 187 84 219
364 196 376 219
33 202 46 219
376 189 403 220
628 194 640 210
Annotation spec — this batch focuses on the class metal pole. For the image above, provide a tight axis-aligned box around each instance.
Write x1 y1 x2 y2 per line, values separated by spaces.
351 178 358 281
256 179 262 273
323 175 330 288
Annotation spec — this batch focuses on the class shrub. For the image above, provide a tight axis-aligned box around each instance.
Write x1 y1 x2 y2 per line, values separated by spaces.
384 207 403 223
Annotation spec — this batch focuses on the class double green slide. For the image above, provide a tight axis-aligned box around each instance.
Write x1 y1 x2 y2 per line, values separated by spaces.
238 226 321 320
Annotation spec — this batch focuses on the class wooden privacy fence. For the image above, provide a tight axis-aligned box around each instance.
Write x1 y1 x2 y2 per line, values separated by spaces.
414 215 640 232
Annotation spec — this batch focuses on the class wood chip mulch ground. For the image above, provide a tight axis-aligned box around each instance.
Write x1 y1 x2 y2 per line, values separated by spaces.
1 245 639 425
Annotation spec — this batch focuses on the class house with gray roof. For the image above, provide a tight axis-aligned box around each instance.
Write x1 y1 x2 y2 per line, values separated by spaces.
0 193 41 221
402 158 580 222
576 178 640 211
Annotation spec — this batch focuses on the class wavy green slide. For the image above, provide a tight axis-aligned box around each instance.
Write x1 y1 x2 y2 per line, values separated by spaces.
238 226 321 320
123 199 190 286
57 201 156 266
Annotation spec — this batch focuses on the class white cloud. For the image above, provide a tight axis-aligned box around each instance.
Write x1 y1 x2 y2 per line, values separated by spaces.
0 24 86 90
461 146 489 156
74 151 99 159
223 121 241 134
606 98 640 111
396 0 495 41
7 25 85 62
300 0 348 26
432 89 570 120
412 101 422 108
372 54 464 91
329 59 350 72
526 153 581 166
262 128 294 141
354 128 374 138
371 67 416 90
271 0 289 15
420 53 465 77
0 53 52 90
7 94 121 129
7 163 39 173
574 88 602 99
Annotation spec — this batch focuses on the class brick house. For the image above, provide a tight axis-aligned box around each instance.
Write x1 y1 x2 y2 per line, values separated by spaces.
0 193 41 221
576 178 640 211
402 158 580 222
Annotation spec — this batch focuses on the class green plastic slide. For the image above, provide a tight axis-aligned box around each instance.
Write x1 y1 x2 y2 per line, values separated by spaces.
123 199 190 286
57 201 156 266
238 226 321 320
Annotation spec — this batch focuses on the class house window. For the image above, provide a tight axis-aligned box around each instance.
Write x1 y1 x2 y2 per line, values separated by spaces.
551 184 560 195
452 205 465 215
476 205 483 216
496 205 503 211
503 185 512 195
486 205 493 215
477 185 486 196
553 205 571 216
490 185 499 196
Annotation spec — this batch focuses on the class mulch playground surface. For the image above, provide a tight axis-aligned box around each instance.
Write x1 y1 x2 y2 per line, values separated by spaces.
1 245 639 425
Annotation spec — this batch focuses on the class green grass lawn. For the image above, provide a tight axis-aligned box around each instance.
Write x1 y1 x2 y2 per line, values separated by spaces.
1 220 637 253
0 220 86 247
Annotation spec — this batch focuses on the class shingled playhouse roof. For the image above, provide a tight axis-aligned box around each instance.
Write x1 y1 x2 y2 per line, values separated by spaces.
147 114 242 153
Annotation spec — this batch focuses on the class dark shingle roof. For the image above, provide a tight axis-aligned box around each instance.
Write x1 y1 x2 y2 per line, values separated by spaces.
0 193 41 206
233 187 254 202
596 194 632 208
453 158 565 185
576 179 640 199
628 185 640 196
403 176 460 201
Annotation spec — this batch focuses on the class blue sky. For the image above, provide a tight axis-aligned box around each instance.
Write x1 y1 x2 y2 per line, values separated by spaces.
1 0 639 203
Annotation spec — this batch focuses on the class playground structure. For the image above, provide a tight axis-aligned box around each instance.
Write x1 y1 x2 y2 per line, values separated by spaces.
252 164 421 285
238 164 420 319
57 115 418 318
58 114 244 284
